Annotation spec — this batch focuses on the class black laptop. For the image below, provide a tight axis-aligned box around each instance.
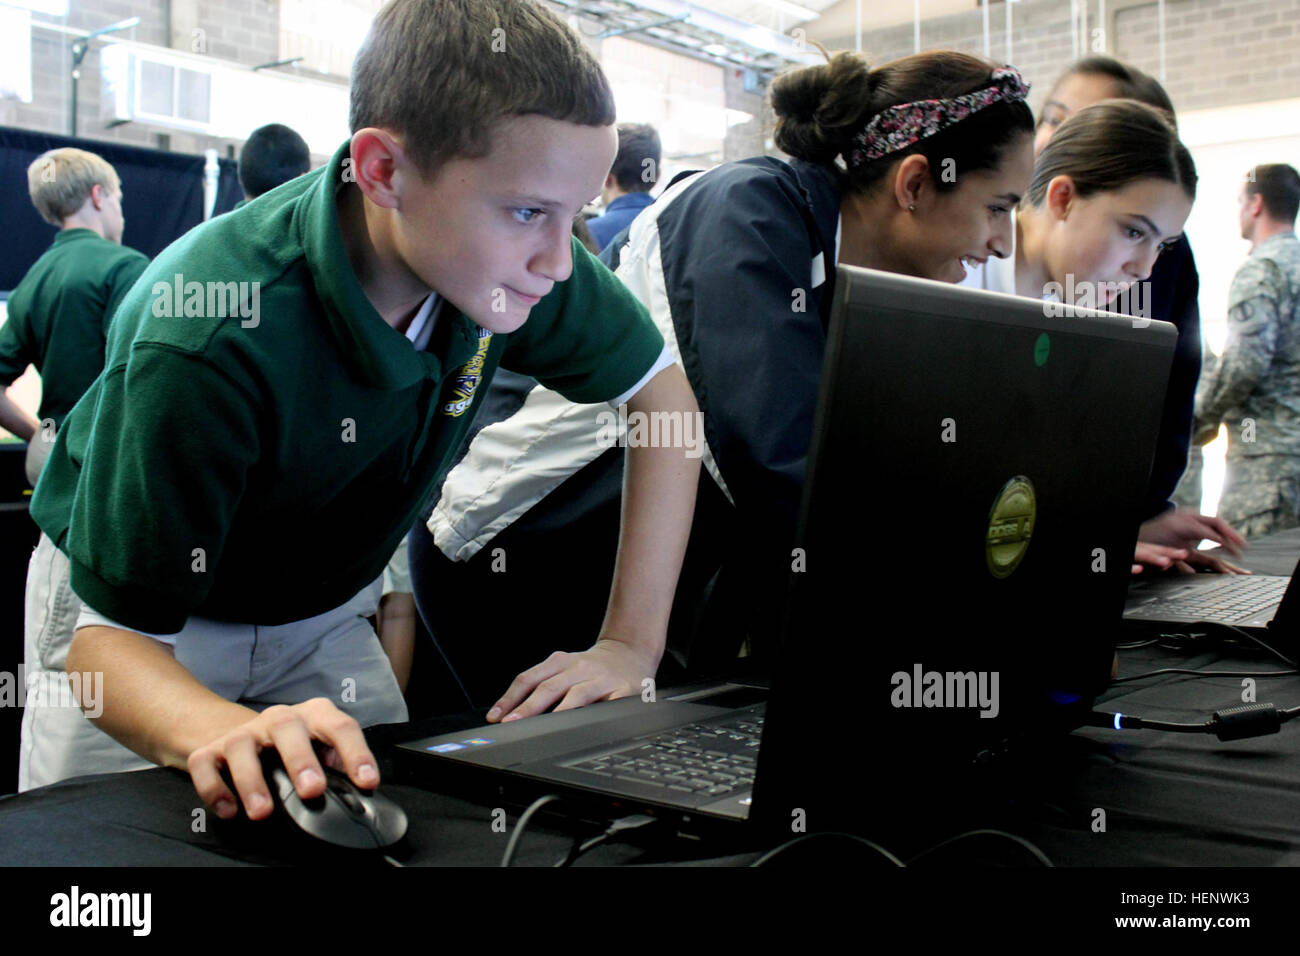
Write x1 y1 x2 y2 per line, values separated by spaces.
397 266 1177 843
1123 555 1300 656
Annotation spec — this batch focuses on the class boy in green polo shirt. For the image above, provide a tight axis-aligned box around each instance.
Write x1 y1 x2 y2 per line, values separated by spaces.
0 148 148 485
21 0 700 823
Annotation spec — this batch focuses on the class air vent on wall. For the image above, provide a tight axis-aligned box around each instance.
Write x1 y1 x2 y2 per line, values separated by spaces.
95 41 350 155
101 45 214 132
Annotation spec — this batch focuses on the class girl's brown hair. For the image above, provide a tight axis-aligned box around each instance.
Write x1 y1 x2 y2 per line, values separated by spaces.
771 50 1034 194
1027 99 1196 208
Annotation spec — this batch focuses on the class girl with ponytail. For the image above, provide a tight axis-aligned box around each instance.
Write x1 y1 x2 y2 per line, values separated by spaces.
410 50 1040 706
964 97 1246 574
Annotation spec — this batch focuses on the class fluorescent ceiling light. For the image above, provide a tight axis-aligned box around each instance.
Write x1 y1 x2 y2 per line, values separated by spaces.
766 0 819 22
11 0 69 14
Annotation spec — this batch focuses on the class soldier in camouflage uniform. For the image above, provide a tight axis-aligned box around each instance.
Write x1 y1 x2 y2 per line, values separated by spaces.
1195 164 1300 538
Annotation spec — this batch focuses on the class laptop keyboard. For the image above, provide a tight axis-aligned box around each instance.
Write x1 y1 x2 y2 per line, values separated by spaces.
563 712 763 797
1163 576 1288 620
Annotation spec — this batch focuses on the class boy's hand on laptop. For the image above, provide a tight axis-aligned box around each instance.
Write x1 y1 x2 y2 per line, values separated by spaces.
485 638 659 723
1132 509 1249 576
187 698 380 821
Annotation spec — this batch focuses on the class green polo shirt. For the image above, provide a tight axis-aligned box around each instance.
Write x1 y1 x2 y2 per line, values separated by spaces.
0 229 148 429
31 141 664 633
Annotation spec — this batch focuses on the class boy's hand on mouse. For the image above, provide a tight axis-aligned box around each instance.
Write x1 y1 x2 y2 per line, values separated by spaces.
187 697 379 821
486 638 659 723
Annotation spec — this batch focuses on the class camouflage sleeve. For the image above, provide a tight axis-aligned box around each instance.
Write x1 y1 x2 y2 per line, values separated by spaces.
1195 256 1286 429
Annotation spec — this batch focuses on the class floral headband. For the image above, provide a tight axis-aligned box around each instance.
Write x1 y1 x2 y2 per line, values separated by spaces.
846 66 1030 169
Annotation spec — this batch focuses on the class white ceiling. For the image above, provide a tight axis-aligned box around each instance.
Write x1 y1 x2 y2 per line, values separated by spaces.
807 0 979 42
556 0 1002 75
687 0 981 41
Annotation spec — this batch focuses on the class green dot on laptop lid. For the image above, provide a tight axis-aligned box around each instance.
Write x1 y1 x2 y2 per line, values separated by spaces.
1034 332 1050 367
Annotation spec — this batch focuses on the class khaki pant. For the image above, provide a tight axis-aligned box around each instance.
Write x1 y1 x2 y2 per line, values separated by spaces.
24 433 54 487
19 533 407 792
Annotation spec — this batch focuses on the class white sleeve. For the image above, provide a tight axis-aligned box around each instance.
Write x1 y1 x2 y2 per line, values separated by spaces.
607 344 676 408
75 602 178 645
381 536 412 596
428 386 614 561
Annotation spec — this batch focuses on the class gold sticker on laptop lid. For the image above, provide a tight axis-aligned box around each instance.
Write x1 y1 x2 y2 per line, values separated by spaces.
987 476 1036 579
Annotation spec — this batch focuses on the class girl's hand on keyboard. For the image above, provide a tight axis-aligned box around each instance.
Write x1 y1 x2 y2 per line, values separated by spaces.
1134 509 1248 575
1132 540 1192 575
1175 548 1250 575
1132 541 1250 575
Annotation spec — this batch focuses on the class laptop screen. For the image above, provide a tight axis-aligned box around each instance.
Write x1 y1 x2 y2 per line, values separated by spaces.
752 265 1177 840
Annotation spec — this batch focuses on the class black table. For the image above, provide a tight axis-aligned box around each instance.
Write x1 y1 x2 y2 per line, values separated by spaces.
2 532 1299 870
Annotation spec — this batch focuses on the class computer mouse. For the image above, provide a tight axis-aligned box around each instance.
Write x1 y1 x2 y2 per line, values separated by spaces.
258 750 409 850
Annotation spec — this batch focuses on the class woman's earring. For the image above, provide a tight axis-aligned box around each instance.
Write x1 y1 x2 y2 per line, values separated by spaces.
907 203 916 212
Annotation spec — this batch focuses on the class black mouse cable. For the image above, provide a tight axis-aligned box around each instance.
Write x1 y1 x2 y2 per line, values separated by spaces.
750 829 1054 868
1114 638 1160 650
1086 702 1300 741
1218 623 1300 668
554 832 610 867
502 798 674 866
501 794 564 867
1111 666 1298 684
1113 622 1299 682
425 630 476 712
904 829 1055 867
550 813 676 866
1118 623 1298 672
749 832 906 868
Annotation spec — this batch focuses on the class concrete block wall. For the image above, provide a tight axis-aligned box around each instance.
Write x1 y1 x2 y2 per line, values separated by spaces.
4 0 1296 160
0 0 282 157
817 0 1300 119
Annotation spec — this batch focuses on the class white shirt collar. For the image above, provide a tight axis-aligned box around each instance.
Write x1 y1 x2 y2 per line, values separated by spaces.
405 294 439 351
812 213 843 290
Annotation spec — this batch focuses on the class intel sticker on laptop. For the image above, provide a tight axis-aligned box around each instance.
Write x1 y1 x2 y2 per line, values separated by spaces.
986 476 1035 579
428 742 467 753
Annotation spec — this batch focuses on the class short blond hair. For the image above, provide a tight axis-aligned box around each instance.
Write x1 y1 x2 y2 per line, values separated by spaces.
27 148 120 226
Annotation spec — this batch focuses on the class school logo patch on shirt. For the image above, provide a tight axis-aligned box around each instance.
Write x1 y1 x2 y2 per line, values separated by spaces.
443 327 493 417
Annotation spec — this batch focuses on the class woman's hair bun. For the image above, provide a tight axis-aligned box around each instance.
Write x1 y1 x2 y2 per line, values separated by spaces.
772 52 875 165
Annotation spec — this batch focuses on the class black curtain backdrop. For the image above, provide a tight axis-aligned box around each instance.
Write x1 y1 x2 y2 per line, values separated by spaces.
0 126 243 291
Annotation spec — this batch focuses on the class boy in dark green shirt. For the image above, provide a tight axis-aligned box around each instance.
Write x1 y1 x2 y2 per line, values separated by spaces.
22 0 700 821
0 148 148 485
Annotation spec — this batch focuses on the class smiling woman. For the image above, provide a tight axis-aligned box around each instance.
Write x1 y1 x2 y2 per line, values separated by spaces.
776 50 1035 283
